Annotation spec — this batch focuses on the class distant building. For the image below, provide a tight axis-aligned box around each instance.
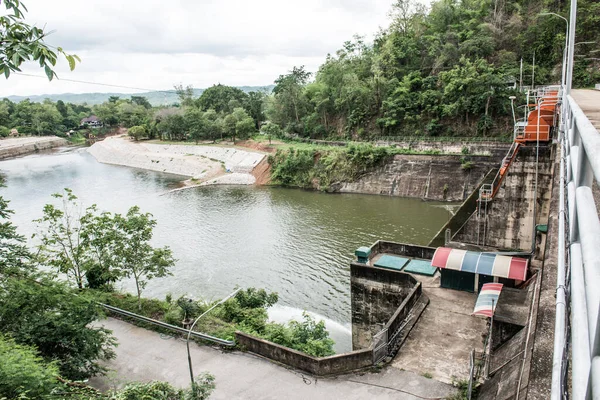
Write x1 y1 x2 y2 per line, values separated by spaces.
80 116 102 128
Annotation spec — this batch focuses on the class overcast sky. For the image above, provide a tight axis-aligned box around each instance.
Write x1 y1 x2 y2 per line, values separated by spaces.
2 0 397 97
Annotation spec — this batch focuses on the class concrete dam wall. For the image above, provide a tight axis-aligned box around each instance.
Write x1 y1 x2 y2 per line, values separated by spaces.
453 145 555 251
337 154 501 202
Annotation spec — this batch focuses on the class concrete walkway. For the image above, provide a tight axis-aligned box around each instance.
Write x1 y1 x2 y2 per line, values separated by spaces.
89 318 455 400
571 89 600 131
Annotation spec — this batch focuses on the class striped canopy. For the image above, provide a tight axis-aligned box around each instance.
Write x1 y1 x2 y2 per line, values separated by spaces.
473 283 503 317
431 247 528 281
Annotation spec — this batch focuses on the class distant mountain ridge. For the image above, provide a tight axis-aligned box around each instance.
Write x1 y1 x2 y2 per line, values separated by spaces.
4 85 275 106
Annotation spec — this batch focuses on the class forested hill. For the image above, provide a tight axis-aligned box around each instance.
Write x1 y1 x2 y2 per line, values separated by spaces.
5 85 275 106
1 0 598 141
266 0 600 139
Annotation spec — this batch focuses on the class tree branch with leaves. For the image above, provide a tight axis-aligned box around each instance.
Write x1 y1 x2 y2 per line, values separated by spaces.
1 0 80 80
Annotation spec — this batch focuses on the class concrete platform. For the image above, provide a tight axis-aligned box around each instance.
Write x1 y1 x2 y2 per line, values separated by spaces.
90 317 456 399
391 286 487 384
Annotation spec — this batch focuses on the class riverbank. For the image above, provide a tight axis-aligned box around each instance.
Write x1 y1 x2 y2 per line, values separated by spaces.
0 136 68 160
87 136 266 188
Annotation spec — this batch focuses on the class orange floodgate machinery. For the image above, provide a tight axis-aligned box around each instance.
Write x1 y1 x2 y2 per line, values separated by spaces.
478 85 560 204
515 85 561 144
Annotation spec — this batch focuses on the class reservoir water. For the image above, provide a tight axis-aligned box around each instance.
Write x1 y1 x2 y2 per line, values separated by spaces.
0 147 455 352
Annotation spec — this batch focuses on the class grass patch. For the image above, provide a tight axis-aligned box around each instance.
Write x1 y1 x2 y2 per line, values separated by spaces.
66 133 87 145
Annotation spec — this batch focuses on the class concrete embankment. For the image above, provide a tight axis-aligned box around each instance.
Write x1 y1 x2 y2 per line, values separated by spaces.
337 154 501 202
88 136 266 186
0 136 68 160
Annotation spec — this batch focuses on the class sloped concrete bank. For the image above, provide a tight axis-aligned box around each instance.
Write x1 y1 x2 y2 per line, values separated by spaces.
88 136 266 187
0 136 68 160
336 154 501 202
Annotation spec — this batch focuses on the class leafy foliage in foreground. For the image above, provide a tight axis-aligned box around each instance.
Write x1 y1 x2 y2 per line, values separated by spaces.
0 277 116 380
0 335 59 399
113 374 215 400
0 0 79 80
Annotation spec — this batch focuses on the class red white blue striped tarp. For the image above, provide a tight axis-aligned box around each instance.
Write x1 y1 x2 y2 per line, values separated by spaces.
430 247 528 281
473 283 504 317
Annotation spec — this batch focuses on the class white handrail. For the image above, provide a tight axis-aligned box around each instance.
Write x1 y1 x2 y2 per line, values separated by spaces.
553 85 600 399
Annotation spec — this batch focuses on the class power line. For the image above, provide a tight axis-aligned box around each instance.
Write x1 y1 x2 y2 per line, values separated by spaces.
14 72 180 94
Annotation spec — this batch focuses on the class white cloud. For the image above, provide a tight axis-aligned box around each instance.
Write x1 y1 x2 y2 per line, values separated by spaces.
2 0 396 96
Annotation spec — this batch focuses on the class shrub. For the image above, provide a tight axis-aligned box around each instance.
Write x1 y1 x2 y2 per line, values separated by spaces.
0 335 59 399
128 125 146 141
177 296 201 321
113 373 215 400
262 312 335 357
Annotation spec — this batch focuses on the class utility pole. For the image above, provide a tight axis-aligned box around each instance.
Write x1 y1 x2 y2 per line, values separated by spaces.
520 58 523 91
532 51 536 88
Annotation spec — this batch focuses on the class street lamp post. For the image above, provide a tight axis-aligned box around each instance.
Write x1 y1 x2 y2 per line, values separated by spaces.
186 287 242 385
539 12 569 88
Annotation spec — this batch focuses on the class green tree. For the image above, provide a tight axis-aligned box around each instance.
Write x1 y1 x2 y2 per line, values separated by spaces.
184 107 206 143
232 107 255 143
93 102 119 127
79 209 124 290
113 207 175 310
202 109 224 142
174 84 195 108
158 113 186 141
196 84 249 114
0 277 116 379
270 66 311 131
131 96 152 109
245 91 266 129
0 0 80 79
34 189 90 289
31 101 62 135
128 125 147 141
0 335 59 399
261 121 282 144
0 189 31 277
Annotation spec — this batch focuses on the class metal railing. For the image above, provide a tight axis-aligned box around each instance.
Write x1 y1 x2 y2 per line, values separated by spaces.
99 303 235 347
552 90 600 399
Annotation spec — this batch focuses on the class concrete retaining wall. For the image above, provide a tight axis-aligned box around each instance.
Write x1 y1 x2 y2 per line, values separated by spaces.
368 241 437 261
350 262 419 350
235 332 372 376
337 154 500 201
0 136 67 160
